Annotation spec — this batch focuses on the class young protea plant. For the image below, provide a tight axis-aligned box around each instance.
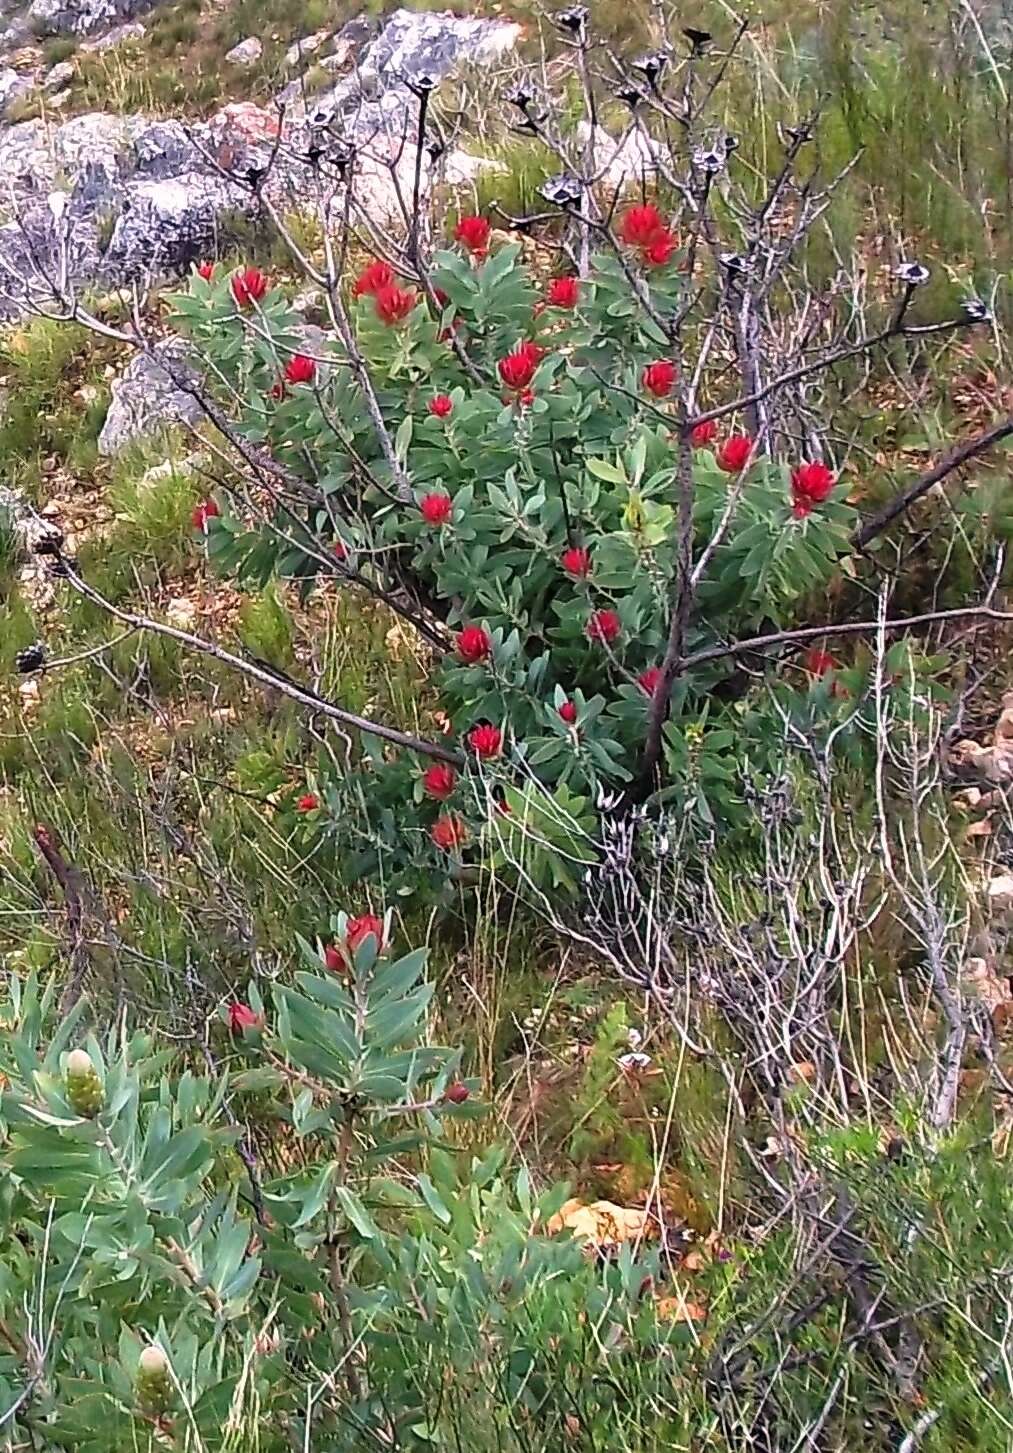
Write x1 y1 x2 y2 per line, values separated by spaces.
64 1048 103 1117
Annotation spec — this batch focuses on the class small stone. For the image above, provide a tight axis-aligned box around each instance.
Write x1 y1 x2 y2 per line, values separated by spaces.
285 29 329 67
165 597 197 628
44 61 75 94
225 36 263 66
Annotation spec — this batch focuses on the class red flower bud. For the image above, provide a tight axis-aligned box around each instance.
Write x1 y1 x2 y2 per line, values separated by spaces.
803 647 837 676
346 913 385 956
454 214 491 255
716 434 754 473
638 666 663 696
691 419 718 448
498 343 542 391
468 723 503 759
428 393 453 418
230 266 268 307
445 1081 470 1104
374 285 418 325
558 700 578 725
643 230 678 266
191 498 220 530
620 203 665 248
586 609 621 645
431 814 467 850
228 1001 260 1034
284 353 316 385
353 259 394 297
456 625 491 664
561 545 591 579
332 539 348 561
423 763 457 799
420 492 453 526
643 360 677 398
324 943 345 973
791 461 835 517
296 793 319 812
546 275 580 309
197 260 214 280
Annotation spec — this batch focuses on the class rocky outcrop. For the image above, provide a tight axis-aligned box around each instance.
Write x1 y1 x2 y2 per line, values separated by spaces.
97 339 201 455
26 0 163 38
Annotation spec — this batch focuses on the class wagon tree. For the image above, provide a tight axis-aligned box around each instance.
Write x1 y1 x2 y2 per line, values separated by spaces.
10 6 1007 908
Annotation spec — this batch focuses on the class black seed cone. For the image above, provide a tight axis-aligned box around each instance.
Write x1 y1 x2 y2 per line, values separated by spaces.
15 643 45 673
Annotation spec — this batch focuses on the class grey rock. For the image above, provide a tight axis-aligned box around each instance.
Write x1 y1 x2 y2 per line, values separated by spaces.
103 172 244 276
79 19 146 49
0 66 31 117
225 36 262 66
98 341 202 455
27 0 164 37
284 29 328 67
359 6 520 84
44 59 76 92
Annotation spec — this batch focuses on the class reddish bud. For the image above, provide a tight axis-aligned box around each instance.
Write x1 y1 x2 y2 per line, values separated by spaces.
423 763 457 799
546 275 580 309
431 814 467 850
643 360 677 398
498 345 539 392
324 943 345 973
346 914 385 956
643 231 678 266
468 723 503 759
445 1081 470 1104
561 545 591 579
191 498 220 530
428 393 454 418
456 625 491 664
454 214 491 255
197 260 214 280
691 419 718 448
586 609 621 645
231 266 268 307
639 666 663 696
353 259 394 297
228 1001 260 1034
374 284 418 325
716 434 753 474
620 203 665 248
420 492 453 526
296 793 319 812
558 700 578 725
284 353 316 385
791 461 835 517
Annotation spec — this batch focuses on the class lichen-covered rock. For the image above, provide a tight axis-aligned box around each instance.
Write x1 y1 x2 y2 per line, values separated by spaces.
225 36 263 66
0 65 31 118
97 341 203 455
26 0 164 38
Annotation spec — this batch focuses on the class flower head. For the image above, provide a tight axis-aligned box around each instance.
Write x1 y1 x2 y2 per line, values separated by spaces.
332 539 348 561
445 1081 470 1104
691 419 717 448
197 260 215 280
296 793 319 812
455 214 491 255
639 666 663 696
803 647 837 676
620 203 665 248
346 913 385 956
457 625 491 664
468 723 503 759
431 814 467 850
716 434 753 473
192 498 220 530
498 344 540 392
558 700 578 725
228 1001 260 1034
428 393 454 418
284 353 316 385
353 259 394 297
423 763 457 799
791 460 835 517
643 230 678 266
231 266 268 307
324 943 345 973
375 285 418 325
561 545 591 579
547 275 580 309
586 609 621 645
420 492 453 526
643 360 677 398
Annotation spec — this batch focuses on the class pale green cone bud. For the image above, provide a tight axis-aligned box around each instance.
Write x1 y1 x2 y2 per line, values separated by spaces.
136 1345 172 1416
65 1049 103 1117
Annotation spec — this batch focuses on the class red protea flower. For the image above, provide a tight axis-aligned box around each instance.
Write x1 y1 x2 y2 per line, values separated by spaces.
332 539 348 561
586 609 621 645
639 666 663 696
431 814 467 850
420 492 453 526
791 461 835 518
228 1001 260 1034
457 625 491 663
324 943 345 973
284 353 316 385
691 419 718 448
454 214 491 255
197 260 215 280
547 275 580 309
498 345 539 392
191 498 220 530
803 647 837 676
468 723 503 759
374 285 417 325
620 203 666 248
423 763 456 799
346 913 385 956
296 793 319 812
230 266 268 307
561 545 591 579
445 1081 470 1104
353 259 394 297
717 434 754 473
428 394 453 418
643 230 678 266
558 700 578 725
643 360 677 398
